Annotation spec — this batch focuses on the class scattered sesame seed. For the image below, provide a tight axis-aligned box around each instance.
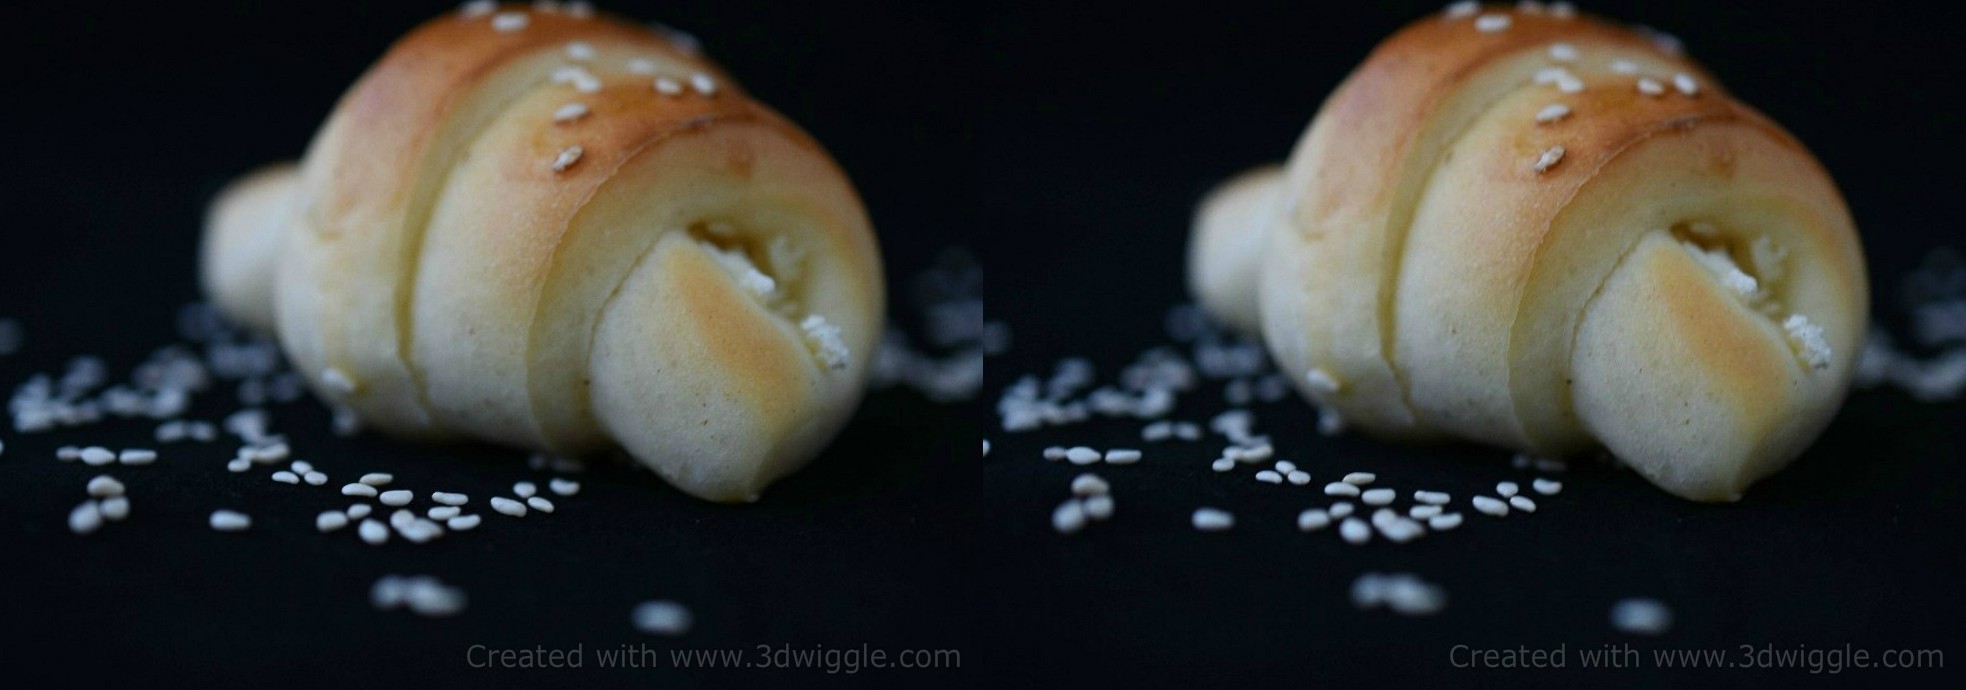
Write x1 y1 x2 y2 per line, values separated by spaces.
346 503 373 519
1342 472 1376 485
209 509 251 531
379 490 413 506
1340 517 1371 544
427 506 461 521
514 481 539 498
1473 495 1511 516
321 367 357 394
1324 482 1361 497
1474 14 1511 32
1362 488 1396 506
1071 473 1110 496
565 41 596 61
689 73 717 96
1353 573 1447 615
1287 470 1312 486
627 58 658 75
1496 481 1520 497
551 145 584 173
57 446 81 461
1255 470 1284 484
1533 478 1563 495
272 471 299 485
99 496 129 521
117 448 157 465
1556 73 1584 94
491 496 528 517
1328 502 1355 519
432 492 469 506
654 76 683 96
1509 495 1538 513
291 460 313 474
1637 77 1665 96
80 446 115 465
447 514 481 531
1234 443 1273 463
1535 103 1572 124
303 471 328 486
1042 446 1067 461
359 519 389 545
1532 145 1566 174
317 510 349 532
1414 490 1451 505
632 600 694 636
86 475 125 498
1052 499 1087 534
1082 494 1114 520
69 501 104 534
1610 598 1673 635
1210 457 1236 472
1304 368 1341 394
1443 1 1478 19
553 102 590 123
1275 460 1297 474
1298 509 1331 532
1065 446 1101 465
227 458 251 473
1410 504 1443 519
491 11 529 32
1104 448 1142 464
549 478 580 496
525 496 555 514
341 483 378 498
1550 1 1576 18
1548 43 1578 61
1610 59 1639 75
1192 507 1235 531
1429 513 1464 530
357 473 393 486
460 1 495 19
1673 73 1699 96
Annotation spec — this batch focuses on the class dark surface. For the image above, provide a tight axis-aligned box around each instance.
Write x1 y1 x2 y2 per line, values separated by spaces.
0 1 977 686
976 0 1964 687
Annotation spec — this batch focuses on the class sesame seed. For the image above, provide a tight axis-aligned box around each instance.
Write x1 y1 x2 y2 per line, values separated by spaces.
67 499 106 534
118 448 157 465
1429 513 1464 530
1042 446 1066 461
1083 494 1115 520
1304 367 1341 394
1496 481 1520 497
291 460 313 474
57 446 81 461
209 510 251 531
491 11 529 32
428 506 461 521
1532 145 1566 174
565 41 596 61
1065 446 1101 465
1378 516 1426 543
1298 509 1331 532
1192 507 1235 531
341 483 378 498
400 519 445 543
1473 495 1510 516
1443 1 1478 19
272 471 299 485
346 503 373 519
550 145 584 173
1362 488 1396 506
1548 43 1578 62
549 478 580 496
227 458 251 473
359 472 393 486
1610 598 1673 635
1410 504 1442 519
523 496 554 514
1210 457 1236 472
1556 74 1584 93
632 600 693 636
1354 573 1447 615
1325 482 1361 497
1533 478 1563 495
1071 473 1109 496
1275 460 1297 474
1535 103 1572 124
1637 77 1665 96
566 0 594 18
460 0 495 18
1342 472 1376 485
1255 470 1284 484
379 490 413 506
87 475 125 497
1673 72 1699 96
99 496 129 521
1340 517 1371 544
317 510 349 532
447 514 482 531
1550 1 1576 18
1509 495 1538 512
627 58 658 75
1287 470 1312 486
80 446 115 465
431 492 469 506
359 519 389 545
1474 14 1511 32
1611 59 1640 75
689 73 717 96
321 367 357 393
654 76 683 96
553 102 590 123
391 509 415 530
1328 502 1355 519
304 471 327 486
1103 448 1142 464
1234 443 1273 463
514 481 538 498
1414 490 1451 505
491 496 528 517
1052 499 1087 534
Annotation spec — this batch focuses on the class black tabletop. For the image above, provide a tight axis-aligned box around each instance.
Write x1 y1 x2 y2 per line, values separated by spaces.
975 0 1964 687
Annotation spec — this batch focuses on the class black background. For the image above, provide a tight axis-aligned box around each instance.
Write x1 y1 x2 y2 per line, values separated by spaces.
976 0 1964 688
0 1 977 687
2 0 1963 687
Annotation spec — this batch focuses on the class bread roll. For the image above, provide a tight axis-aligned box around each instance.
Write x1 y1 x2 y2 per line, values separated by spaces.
1190 4 1865 501
202 3 884 502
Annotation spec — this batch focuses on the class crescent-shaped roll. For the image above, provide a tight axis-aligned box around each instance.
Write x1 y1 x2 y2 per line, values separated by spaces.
199 3 885 503
1189 4 1866 501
